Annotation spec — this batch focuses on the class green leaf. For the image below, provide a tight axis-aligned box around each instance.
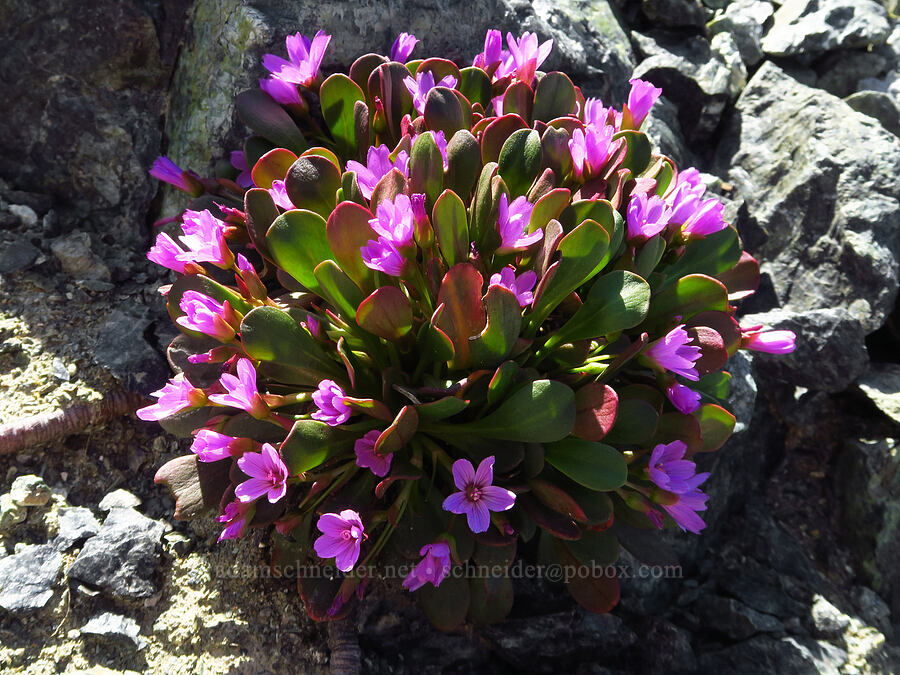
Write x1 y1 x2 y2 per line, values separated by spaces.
565 529 619 566
603 398 659 445
235 89 308 153
481 114 528 165
325 201 377 291
250 148 297 189
375 405 419 455
284 155 341 220
409 131 444 207
356 286 413 340
266 209 334 294
528 188 571 234
695 371 732 401
694 403 735 452
486 361 520 407
281 420 357 475
319 73 366 159
533 72 576 122
498 128 542 198
313 260 365 320
424 86 465 137
434 263 485 368
240 306 342 384
468 285 522 368
644 274 729 327
244 188 278 259
416 396 468 421
419 576 469 631
613 130 651 174
543 271 650 350
660 225 742 285
457 66 492 106
367 62 414 146
528 220 611 332
529 478 588 523
432 189 469 267
445 129 481 199
470 162 499 249
468 576 514 625
501 81 534 123
543 438 627 491
555 538 621 613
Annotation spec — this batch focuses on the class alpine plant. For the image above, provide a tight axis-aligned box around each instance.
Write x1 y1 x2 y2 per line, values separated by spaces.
146 28 795 627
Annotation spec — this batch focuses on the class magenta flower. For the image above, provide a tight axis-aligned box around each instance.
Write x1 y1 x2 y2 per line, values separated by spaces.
627 192 673 241
191 429 237 462
312 379 352 426
262 30 331 88
741 328 796 354
402 542 451 591
505 32 553 84
147 232 189 274
666 382 701 414
496 194 541 254
644 325 701 381
361 237 405 276
473 29 504 70
354 430 392 477
313 510 366 572
136 374 206 421
626 78 663 127
176 291 236 341
217 500 253 541
235 442 289 504
149 156 202 195
647 441 709 494
345 145 410 200
390 32 419 62
582 98 616 129
260 75 303 106
208 358 269 418
442 456 516 533
661 482 709 534
404 70 458 115
489 266 537 307
229 151 253 188
667 168 705 222
369 193 415 247
268 180 294 210
680 198 726 238
568 124 617 181
177 209 234 268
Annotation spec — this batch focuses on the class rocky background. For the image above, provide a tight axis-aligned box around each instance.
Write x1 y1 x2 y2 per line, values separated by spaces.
0 0 898 672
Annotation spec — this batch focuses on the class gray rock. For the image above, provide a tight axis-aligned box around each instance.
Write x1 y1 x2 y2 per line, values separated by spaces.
851 586 893 635
0 544 63 613
857 362 900 424
762 0 891 61
641 0 707 29
0 238 40 274
0 492 27 531
815 50 889 98
8 204 39 229
716 571 807 619
714 62 900 336
93 309 168 395
694 595 783 640
699 635 846 674
49 232 111 282
98 489 142 512
727 351 757 434
632 32 733 144
81 612 147 650
10 474 51 507
52 506 101 552
708 0 774 66
642 96 698 168
68 507 166 600
810 595 852 638
710 31 747 98
632 619 697 674
846 90 900 138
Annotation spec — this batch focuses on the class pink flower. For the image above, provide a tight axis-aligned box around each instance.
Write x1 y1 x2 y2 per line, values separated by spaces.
176 209 234 268
568 124 617 181
404 70 458 115
229 151 253 188
582 98 618 129
661 483 709 534
627 192 672 241
644 325 701 381
260 75 303 106
361 193 416 276
442 456 516 533
313 510 366 572
268 180 294 210
217 500 253 541
390 32 419 62
647 441 709 494
505 32 553 84
489 266 537 307
208 358 269 418
667 168 706 222
136 374 206 421
149 156 202 195
361 238 405 276
354 430 392 477
147 232 189 274
311 379 352 426
176 291 236 341
235 442 290 503
473 29 504 70
627 78 662 127
345 145 410 200
496 194 541 254
680 198 726 238
666 382 701 414
262 30 331 88
191 429 240 462
402 542 451 591
741 328 796 354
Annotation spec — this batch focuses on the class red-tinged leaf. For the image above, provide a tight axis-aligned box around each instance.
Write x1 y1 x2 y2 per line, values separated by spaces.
326 201 377 291
541 125 574 181
687 310 742 356
565 528 618 566
154 454 232 521
415 57 461 84
481 113 529 165
243 188 278 260
686 325 728 376
533 72 577 122
356 286 413 340
468 285 522 368
716 250 760 300
424 86 465 137
469 576 514 625
251 148 297 189
529 188 571 234
375 405 419 455
604 398 659 445
555 538 621 613
349 53 387 99
284 155 341 220
693 404 736 453
644 274 728 327
529 478 588 523
502 81 534 123
520 493 581 540
375 462 423 499
435 263 486 368
298 575 353 622
369 167 409 208
652 412 703 455
573 383 619 441
342 396 393 421
419 576 469 631
367 62 414 146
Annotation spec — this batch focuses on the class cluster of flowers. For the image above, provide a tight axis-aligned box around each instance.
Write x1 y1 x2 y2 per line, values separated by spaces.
145 28 794 624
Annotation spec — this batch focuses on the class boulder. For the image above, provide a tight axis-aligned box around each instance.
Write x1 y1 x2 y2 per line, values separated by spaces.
707 0 774 66
845 91 900 138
